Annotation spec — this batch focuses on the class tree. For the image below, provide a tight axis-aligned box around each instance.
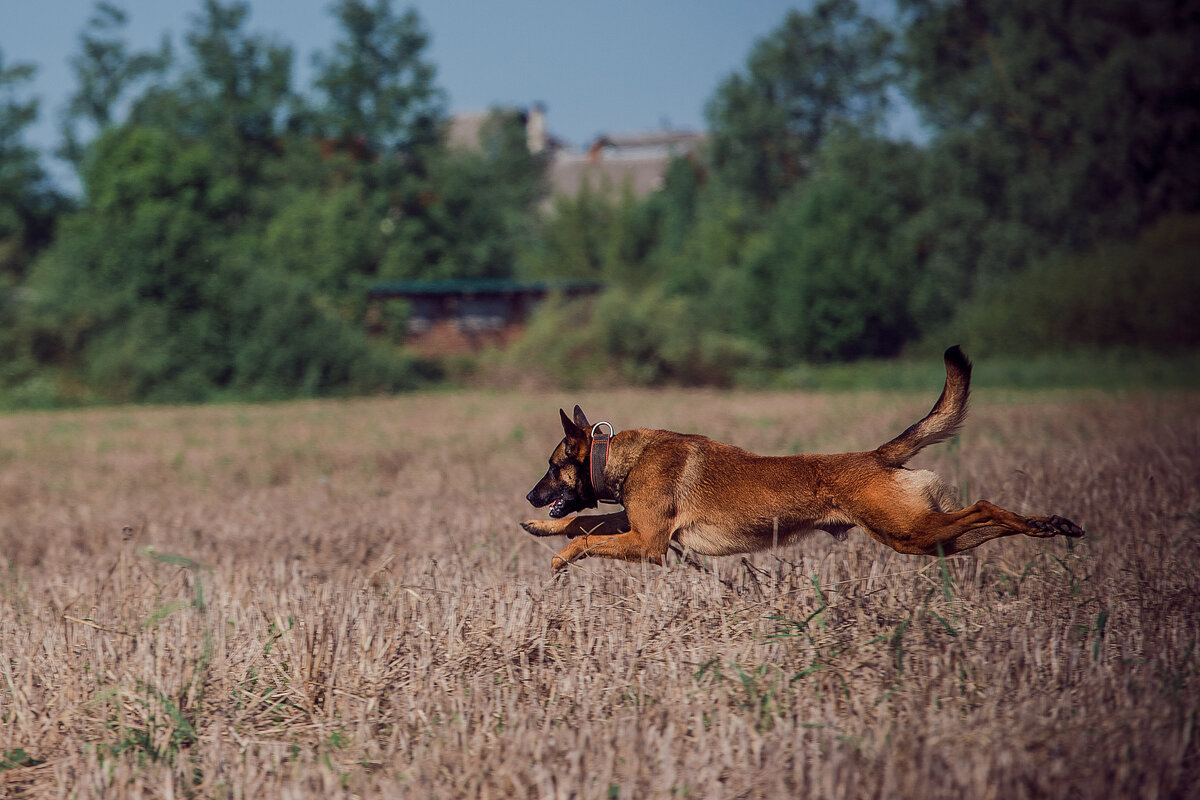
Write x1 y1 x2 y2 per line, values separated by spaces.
0 48 65 397
313 0 445 155
705 0 896 205
0 48 63 284
901 0 1200 252
424 110 547 279
122 0 299 189
58 2 171 164
24 126 412 402
712 134 928 362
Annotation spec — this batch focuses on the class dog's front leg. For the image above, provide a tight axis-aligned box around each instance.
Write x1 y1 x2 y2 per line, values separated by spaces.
521 511 629 539
551 528 670 570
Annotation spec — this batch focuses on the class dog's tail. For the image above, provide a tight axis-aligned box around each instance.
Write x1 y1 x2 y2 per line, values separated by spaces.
874 346 972 468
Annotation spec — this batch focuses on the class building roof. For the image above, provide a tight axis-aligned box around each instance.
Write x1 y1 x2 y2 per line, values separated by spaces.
445 111 493 151
549 130 705 199
447 107 704 200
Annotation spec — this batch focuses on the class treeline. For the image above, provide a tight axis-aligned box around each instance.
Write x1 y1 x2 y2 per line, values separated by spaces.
1 0 541 404
513 0 1200 384
1 0 1198 404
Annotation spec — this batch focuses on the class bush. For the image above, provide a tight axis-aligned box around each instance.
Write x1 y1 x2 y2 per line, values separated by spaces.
938 214 1200 355
5 127 420 406
505 286 765 387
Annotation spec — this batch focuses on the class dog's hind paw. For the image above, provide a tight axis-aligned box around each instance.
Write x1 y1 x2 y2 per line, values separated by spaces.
1028 515 1085 538
1051 515 1085 537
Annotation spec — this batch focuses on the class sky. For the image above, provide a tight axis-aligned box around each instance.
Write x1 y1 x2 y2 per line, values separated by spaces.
3 0 914 190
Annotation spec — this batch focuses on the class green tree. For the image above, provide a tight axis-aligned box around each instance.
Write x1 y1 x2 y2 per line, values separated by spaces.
714 134 927 362
313 0 445 154
424 109 547 279
0 48 66 398
0 49 63 285
268 0 506 290
901 0 1200 253
122 0 298 194
58 2 171 164
24 126 410 403
944 214 1200 355
263 182 381 298
900 129 1039 332
520 183 614 280
648 155 704 254
706 0 896 205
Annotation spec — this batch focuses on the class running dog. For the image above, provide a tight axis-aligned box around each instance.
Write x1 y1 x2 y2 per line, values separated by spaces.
521 346 1083 570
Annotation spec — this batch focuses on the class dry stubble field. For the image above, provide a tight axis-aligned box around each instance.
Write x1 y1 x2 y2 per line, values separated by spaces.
1 385 1198 799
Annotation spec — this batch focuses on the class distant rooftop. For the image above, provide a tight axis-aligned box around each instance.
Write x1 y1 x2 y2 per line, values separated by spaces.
550 129 704 198
447 105 704 200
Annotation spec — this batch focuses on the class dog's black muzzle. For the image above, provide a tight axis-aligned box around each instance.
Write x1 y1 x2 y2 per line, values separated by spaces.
526 475 581 518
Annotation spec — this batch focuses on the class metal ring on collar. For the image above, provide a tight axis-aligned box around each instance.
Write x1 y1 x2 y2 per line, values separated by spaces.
591 421 614 438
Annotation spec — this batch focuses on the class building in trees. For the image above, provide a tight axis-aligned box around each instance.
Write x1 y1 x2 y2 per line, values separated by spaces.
448 105 704 201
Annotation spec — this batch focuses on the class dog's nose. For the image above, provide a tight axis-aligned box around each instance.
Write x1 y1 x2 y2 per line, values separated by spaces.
526 489 535 504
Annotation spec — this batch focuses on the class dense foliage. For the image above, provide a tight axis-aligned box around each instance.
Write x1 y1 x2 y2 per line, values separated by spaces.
1 0 1197 403
2 0 547 403
513 0 1199 382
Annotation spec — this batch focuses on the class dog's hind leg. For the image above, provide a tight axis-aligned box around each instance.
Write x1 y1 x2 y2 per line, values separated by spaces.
874 500 1084 556
521 511 629 539
853 469 1082 556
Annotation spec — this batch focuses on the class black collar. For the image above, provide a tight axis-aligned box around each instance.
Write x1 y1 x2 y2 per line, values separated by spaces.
590 422 620 504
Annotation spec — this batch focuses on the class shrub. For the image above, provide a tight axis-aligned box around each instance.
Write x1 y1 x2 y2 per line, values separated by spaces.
505 286 765 387
939 214 1200 355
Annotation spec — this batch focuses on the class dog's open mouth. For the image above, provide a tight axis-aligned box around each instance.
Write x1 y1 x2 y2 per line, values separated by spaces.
549 498 569 518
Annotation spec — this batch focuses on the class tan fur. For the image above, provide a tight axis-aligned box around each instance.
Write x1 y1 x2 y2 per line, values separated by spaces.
522 347 1083 570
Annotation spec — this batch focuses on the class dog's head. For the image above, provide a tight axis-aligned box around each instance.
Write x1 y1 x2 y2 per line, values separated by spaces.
525 405 595 518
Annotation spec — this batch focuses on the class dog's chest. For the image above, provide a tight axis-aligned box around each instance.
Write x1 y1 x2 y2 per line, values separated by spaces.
674 523 756 556
674 519 820 556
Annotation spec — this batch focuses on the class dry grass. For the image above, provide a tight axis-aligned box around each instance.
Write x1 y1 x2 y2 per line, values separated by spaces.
1 386 1198 798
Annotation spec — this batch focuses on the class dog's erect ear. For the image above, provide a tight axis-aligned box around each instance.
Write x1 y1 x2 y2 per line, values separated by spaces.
559 408 583 439
572 405 591 431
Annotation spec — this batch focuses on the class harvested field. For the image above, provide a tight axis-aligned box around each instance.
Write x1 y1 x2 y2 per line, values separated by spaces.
1 387 1198 798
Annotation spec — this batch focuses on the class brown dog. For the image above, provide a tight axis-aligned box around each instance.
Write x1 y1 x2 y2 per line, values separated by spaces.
522 346 1083 570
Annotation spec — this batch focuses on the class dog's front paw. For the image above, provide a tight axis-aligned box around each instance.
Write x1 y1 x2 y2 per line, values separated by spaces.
551 554 569 570
521 519 560 537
